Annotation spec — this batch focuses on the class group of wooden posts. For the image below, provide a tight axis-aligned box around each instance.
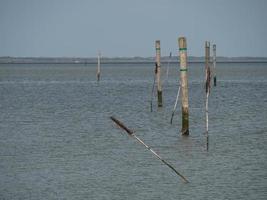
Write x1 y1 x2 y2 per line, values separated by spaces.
154 37 217 144
109 38 217 181
98 37 217 139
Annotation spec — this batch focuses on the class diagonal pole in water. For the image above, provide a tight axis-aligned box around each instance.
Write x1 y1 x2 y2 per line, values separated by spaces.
110 116 189 183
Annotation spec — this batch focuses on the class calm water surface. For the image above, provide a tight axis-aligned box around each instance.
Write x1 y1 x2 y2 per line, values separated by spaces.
0 63 266 199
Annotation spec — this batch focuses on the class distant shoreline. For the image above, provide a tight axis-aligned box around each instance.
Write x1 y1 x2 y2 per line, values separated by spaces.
1 56 267 64
2 61 267 65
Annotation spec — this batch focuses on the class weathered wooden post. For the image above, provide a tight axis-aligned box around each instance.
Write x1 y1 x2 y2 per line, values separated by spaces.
178 37 189 135
205 41 211 151
97 51 101 82
155 40 163 107
213 44 217 86
205 42 210 89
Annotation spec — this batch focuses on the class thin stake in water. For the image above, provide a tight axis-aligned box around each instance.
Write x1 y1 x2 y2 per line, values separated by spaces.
170 82 181 124
205 41 211 151
205 68 211 151
97 51 101 82
110 116 189 183
213 44 217 86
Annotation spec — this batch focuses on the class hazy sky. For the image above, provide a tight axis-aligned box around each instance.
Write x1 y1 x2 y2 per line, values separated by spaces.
0 0 266 57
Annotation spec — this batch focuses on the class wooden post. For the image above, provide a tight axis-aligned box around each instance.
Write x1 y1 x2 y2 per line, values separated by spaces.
97 51 101 82
213 44 217 86
178 37 189 135
205 42 210 87
205 41 211 151
155 40 163 107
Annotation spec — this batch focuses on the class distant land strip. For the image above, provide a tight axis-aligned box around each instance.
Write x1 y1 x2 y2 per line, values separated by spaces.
1 56 267 64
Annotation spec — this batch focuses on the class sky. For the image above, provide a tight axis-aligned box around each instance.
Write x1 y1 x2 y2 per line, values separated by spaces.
0 0 267 57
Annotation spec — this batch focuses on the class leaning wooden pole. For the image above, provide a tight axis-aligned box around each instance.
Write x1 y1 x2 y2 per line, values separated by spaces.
213 44 217 86
178 37 189 135
155 40 163 107
97 51 101 82
110 116 189 183
205 41 211 151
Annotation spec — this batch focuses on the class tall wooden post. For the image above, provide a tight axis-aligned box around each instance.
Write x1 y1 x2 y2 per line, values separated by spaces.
97 51 101 82
213 44 217 86
178 37 189 135
155 40 163 107
205 41 211 151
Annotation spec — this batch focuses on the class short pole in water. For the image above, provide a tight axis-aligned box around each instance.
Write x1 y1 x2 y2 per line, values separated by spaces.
155 40 163 107
213 44 217 86
97 51 101 82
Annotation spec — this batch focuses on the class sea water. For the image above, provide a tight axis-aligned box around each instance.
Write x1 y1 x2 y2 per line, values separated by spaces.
0 62 266 199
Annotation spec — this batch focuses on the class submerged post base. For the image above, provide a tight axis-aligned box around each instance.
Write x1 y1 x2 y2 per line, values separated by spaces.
181 107 189 135
181 129 189 136
157 90 163 107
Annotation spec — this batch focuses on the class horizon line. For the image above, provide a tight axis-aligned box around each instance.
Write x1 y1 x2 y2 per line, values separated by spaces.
1 56 267 59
